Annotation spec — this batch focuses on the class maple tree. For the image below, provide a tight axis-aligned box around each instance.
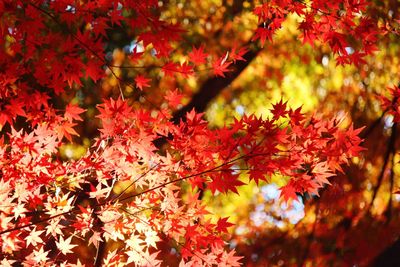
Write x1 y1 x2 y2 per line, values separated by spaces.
0 0 399 266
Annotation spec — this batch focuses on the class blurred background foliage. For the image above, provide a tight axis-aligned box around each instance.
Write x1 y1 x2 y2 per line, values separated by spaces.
60 0 400 265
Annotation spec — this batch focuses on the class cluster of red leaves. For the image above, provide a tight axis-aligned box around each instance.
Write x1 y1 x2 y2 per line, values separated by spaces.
0 0 374 266
0 97 363 265
0 0 186 131
172 100 364 201
0 0 384 133
379 85 400 122
252 0 380 66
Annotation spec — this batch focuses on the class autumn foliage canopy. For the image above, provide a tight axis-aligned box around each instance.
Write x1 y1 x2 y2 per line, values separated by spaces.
0 0 399 266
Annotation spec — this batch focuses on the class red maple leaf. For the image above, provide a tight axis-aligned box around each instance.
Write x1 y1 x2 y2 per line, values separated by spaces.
230 45 248 63
279 183 298 202
216 217 234 233
135 75 151 90
55 121 79 142
252 27 274 46
271 99 288 120
188 45 207 65
65 103 86 122
86 60 104 82
208 172 245 194
253 4 271 22
299 15 317 46
164 88 184 108
178 62 194 78
212 54 232 77
162 62 180 77
289 107 305 125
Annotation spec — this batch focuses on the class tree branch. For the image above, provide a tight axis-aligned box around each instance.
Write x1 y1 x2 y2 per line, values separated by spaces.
372 238 400 267
172 46 261 124
368 123 397 211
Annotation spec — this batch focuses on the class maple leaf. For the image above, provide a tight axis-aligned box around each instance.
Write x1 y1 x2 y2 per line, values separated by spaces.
165 88 184 108
279 183 298 202
85 60 104 82
162 62 180 77
25 227 44 247
188 45 207 65
0 99 27 130
220 250 243 267
212 54 232 77
252 27 274 46
312 162 335 186
32 246 49 263
341 124 366 156
89 183 112 201
208 172 246 194
12 202 27 220
0 259 16 267
349 51 367 67
216 217 235 233
56 236 77 255
271 99 288 120
65 103 86 122
109 9 123 26
55 121 80 141
289 107 305 125
298 14 317 46
88 231 103 249
253 4 272 22
336 55 351 66
325 31 348 54
144 230 160 248
178 62 194 78
8 98 26 118
135 75 151 90
230 45 248 63
249 169 267 185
